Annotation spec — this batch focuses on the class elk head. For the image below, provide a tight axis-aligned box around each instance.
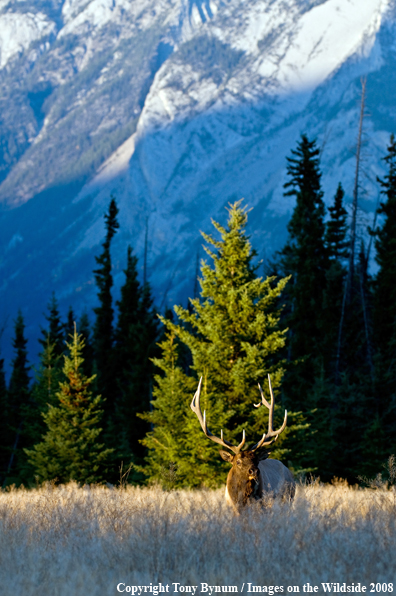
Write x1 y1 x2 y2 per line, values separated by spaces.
190 375 288 513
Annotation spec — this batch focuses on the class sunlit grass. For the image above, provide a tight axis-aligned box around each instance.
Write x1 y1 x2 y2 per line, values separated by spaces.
1 477 395 595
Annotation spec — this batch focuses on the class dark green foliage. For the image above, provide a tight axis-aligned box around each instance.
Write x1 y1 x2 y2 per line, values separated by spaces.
39 293 65 357
325 184 349 261
142 202 304 487
276 135 394 482
65 306 75 339
79 312 94 378
6 311 31 482
113 246 158 463
0 357 8 482
21 296 68 473
370 134 396 463
373 134 396 360
278 137 347 478
322 184 349 371
26 326 114 484
16 337 65 485
93 196 119 415
140 332 228 488
279 136 329 446
280 135 329 367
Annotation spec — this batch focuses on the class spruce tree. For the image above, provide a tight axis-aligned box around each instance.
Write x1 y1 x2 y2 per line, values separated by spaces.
325 184 349 261
65 306 75 339
39 293 65 357
142 203 305 486
22 339 64 463
370 134 396 462
139 333 225 488
113 246 158 462
93 196 119 415
323 183 349 370
373 134 396 367
6 311 31 482
26 326 114 484
280 135 329 369
0 356 8 483
278 136 335 476
16 295 68 484
79 312 94 378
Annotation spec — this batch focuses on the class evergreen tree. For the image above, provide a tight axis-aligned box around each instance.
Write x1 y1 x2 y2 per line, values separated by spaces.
0 356 8 483
6 311 30 482
325 183 349 261
323 183 349 371
39 293 65 357
140 333 228 487
278 137 342 477
93 196 119 415
79 312 94 378
373 134 396 368
14 338 65 485
370 134 396 462
113 246 158 462
14 295 68 484
65 306 75 339
330 242 374 481
280 135 329 369
141 203 306 487
26 326 114 484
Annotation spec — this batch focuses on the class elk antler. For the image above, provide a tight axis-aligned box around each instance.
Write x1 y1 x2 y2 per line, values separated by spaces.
190 377 246 454
250 374 287 452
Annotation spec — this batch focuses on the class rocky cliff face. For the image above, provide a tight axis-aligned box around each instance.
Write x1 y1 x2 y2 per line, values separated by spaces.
0 0 395 363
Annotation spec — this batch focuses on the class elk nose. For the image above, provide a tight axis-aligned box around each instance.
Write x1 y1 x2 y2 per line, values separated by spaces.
249 468 255 476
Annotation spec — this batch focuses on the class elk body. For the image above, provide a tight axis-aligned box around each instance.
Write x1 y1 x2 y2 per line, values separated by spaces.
191 376 295 514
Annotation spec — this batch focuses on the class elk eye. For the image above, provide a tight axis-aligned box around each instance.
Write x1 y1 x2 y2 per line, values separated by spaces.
237 459 242 466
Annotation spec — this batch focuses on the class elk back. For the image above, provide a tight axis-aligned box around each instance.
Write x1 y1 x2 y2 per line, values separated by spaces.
258 459 295 501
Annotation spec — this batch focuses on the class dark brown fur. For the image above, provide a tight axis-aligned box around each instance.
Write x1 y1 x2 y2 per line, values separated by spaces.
220 449 294 513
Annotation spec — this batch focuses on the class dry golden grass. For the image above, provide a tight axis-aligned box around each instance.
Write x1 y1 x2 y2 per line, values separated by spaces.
0 479 395 595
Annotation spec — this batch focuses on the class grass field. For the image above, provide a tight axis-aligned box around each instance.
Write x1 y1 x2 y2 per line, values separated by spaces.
1 477 395 596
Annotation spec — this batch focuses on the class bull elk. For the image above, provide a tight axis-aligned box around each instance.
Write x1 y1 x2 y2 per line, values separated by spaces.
191 375 295 513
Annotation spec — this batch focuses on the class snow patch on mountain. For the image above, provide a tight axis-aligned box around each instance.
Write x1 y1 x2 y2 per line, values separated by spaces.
60 0 126 36
0 11 56 68
277 0 389 93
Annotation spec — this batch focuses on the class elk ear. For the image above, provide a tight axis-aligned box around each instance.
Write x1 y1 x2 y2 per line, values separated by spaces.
219 450 234 463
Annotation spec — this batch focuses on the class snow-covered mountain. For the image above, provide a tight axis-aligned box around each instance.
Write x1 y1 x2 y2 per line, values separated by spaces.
0 0 395 365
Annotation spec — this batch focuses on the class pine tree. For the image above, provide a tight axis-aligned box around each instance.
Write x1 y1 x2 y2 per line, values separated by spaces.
6 311 31 482
113 246 158 462
93 196 119 415
141 202 305 486
26 326 114 484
